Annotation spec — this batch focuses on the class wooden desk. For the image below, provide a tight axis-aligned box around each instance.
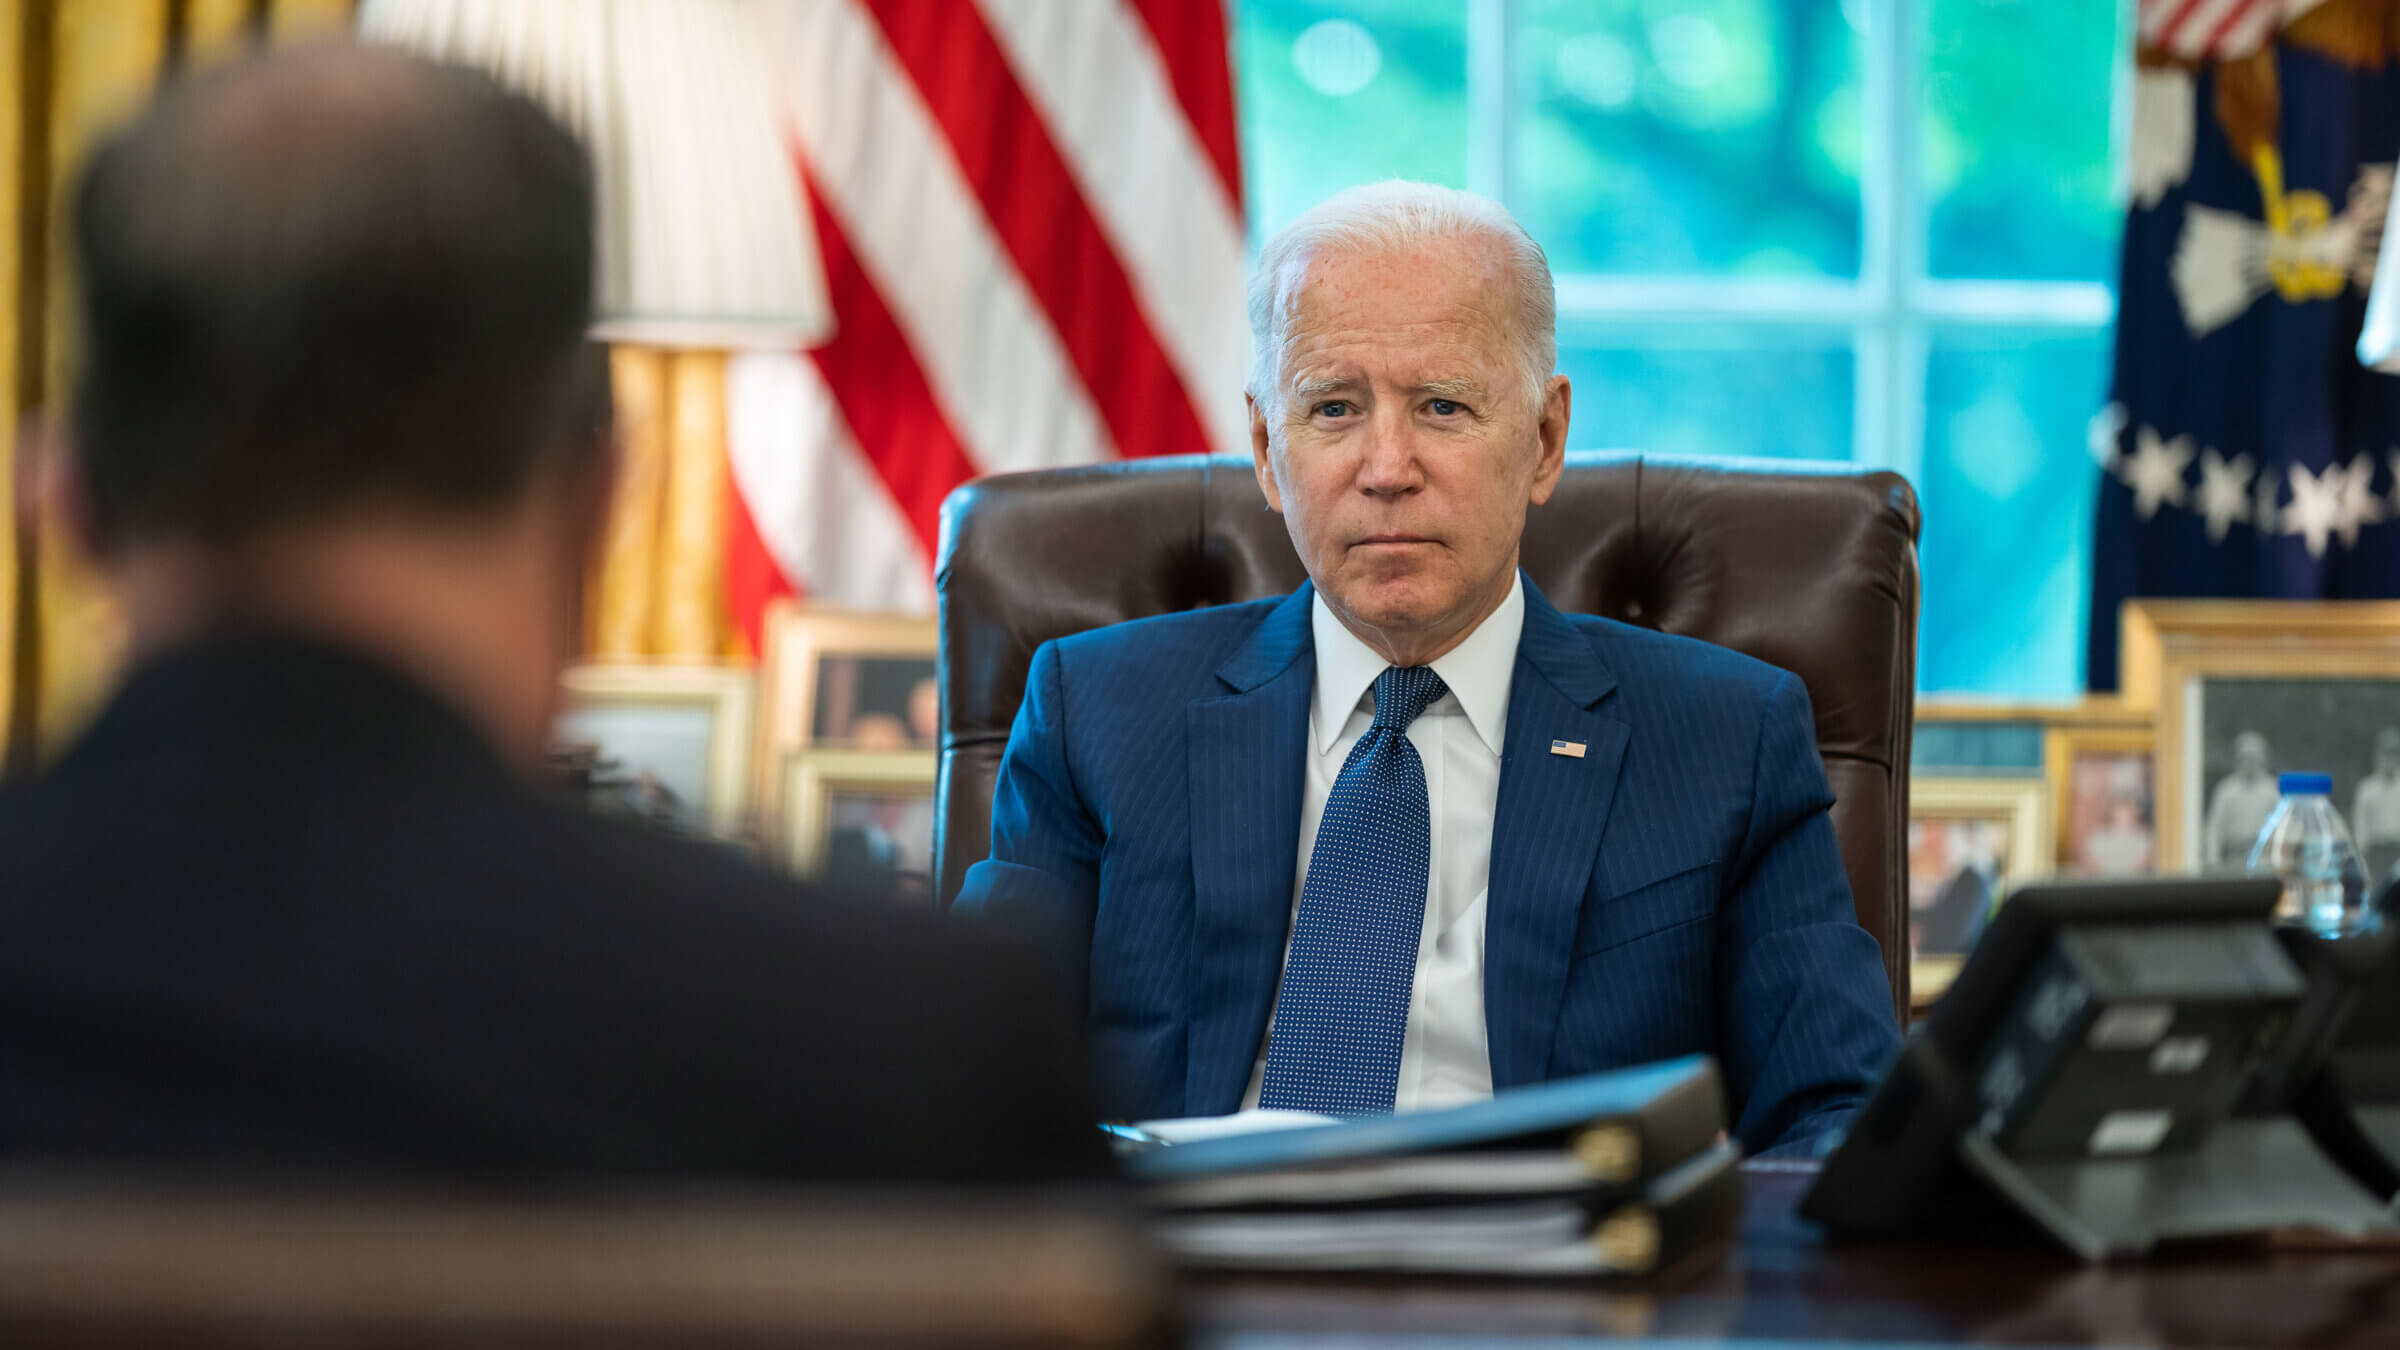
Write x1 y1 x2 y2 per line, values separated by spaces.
0 1180 1178 1348
1188 1162 2400 1347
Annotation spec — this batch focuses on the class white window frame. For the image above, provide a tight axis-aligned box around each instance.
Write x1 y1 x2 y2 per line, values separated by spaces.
1461 0 2124 485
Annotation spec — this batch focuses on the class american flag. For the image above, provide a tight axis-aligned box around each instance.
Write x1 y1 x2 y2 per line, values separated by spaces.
725 0 1248 643
2137 0 2307 61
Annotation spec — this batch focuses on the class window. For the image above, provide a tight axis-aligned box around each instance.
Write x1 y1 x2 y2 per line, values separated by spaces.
1235 0 2127 695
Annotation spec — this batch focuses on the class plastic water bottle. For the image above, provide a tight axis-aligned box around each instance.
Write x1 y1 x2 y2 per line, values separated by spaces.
2246 772 2374 937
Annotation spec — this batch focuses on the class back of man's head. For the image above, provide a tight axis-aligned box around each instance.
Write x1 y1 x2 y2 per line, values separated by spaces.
70 43 598 549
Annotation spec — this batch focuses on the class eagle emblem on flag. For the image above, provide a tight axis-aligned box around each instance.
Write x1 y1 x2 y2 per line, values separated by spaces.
2090 0 2400 691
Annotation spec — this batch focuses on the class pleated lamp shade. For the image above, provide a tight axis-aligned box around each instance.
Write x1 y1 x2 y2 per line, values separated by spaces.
357 0 833 351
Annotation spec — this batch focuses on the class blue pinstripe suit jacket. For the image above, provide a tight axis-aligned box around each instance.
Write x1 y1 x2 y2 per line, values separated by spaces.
956 576 1900 1151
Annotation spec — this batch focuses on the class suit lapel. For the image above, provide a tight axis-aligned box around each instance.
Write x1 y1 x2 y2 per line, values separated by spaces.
1185 586 1314 1113
1485 581 1628 1090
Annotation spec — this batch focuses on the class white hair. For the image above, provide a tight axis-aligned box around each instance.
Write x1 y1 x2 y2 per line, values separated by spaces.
1246 179 1556 418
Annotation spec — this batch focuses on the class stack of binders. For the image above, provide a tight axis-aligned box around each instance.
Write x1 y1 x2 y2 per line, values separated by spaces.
1124 1054 1739 1278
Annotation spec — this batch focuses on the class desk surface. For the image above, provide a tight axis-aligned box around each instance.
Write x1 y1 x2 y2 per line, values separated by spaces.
1188 1161 2400 1348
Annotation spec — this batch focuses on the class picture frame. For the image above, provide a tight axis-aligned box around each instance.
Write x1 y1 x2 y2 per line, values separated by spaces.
1913 698 2085 724
555 663 755 838
1911 697 2149 780
780 750 940 901
2121 601 2400 873
1908 776 2053 1008
2118 599 2400 714
1910 698 2049 779
753 603 939 832
2042 718 2157 878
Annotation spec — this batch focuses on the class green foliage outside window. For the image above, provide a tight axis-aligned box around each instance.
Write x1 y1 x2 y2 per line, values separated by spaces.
1234 0 2127 695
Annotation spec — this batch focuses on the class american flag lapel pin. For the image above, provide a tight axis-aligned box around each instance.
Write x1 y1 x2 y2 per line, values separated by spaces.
1550 739 1587 759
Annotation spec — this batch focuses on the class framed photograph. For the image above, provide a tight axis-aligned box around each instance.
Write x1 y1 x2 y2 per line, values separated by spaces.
2122 601 2400 872
1912 696 2142 777
1908 777 2052 1006
2043 720 2157 878
754 604 939 830
1913 699 2087 723
1910 700 2047 779
555 664 755 837
781 750 939 902
2118 599 2400 713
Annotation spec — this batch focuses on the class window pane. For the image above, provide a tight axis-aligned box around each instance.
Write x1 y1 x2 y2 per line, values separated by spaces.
1514 0 1863 277
1235 1 1469 238
1917 331 2111 695
1558 335 1853 460
1925 0 2122 281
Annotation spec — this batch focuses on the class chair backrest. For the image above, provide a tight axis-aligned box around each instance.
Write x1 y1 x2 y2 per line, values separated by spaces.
937 451 1921 1019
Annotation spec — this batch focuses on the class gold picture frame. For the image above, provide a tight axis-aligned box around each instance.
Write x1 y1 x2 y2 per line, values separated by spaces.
2122 601 2400 872
2119 600 2400 714
1914 695 2153 728
2042 718 2157 877
1908 776 2053 1008
780 750 939 889
753 604 939 835
556 663 755 837
1916 698 2084 725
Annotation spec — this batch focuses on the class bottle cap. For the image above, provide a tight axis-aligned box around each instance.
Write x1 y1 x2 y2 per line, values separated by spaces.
2279 771 2334 796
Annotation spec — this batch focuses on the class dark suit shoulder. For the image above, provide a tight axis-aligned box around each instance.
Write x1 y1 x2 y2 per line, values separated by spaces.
0 715 1103 1183
499 795 1073 1033
1045 594 1288 688
507 808 1106 1178
1567 613 1797 704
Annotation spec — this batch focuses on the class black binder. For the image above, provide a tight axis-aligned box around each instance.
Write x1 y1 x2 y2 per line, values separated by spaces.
1147 1138 1744 1277
1124 1055 1724 1198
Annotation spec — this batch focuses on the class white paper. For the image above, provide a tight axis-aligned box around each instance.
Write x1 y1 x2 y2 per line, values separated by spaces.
1132 1108 1340 1145
1151 1202 1619 1274
1146 1151 1595 1209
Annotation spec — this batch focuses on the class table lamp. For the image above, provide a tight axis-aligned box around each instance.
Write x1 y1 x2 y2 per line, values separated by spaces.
356 0 834 352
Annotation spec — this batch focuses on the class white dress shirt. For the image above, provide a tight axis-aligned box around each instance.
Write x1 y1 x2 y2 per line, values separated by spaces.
1242 575 1524 1113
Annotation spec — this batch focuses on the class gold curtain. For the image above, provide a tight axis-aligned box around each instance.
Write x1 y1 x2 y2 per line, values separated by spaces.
587 346 740 663
0 0 741 766
1 0 349 767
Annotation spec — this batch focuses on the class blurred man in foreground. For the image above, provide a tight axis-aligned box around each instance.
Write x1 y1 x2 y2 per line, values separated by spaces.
0 45 1100 1184
959 181 1898 1153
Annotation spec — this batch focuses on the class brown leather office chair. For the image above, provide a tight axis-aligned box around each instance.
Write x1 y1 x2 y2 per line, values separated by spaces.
936 451 1921 1020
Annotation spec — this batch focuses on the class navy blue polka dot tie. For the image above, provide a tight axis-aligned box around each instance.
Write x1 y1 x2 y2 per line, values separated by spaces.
1258 665 1448 1116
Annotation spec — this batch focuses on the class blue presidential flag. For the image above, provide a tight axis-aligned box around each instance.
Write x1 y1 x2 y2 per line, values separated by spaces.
2088 3 2400 691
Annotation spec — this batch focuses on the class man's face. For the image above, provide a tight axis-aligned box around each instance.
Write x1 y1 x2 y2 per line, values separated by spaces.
1250 235 1568 649
2236 742 2268 778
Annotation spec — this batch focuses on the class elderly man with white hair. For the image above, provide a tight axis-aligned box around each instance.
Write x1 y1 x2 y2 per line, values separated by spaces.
957 181 1900 1153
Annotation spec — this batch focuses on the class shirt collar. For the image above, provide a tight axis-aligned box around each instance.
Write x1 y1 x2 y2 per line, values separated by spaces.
1309 572 1523 757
